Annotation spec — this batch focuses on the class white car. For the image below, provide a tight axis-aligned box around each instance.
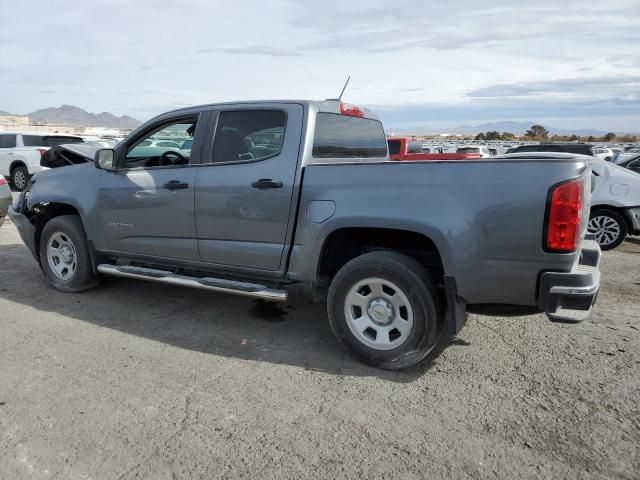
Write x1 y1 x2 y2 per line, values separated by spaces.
593 147 614 162
0 132 83 191
455 145 492 157
589 159 640 249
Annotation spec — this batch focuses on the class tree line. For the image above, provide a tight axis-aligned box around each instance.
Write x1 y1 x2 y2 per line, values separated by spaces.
474 125 638 143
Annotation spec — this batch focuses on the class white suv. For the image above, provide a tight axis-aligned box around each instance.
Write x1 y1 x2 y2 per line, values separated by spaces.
0 133 83 190
594 147 613 162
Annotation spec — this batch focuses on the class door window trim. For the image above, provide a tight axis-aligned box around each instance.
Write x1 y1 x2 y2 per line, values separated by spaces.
201 108 289 167
115 113 201 171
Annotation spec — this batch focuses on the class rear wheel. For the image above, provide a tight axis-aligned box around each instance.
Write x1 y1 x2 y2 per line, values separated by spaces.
39 215 99 292
587 209 627 250
327 251 443 370
11 166 29 191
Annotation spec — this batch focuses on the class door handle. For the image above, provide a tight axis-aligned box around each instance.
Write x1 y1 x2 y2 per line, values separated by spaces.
163 180 189 190
251 179 283 190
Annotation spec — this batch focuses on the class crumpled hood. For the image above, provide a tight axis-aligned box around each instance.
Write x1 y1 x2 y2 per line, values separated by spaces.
40 143 99 168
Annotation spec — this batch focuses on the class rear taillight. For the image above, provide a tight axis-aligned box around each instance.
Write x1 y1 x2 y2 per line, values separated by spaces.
339 102 365 118
0 177 6 186
37 148 48 157
545 178 583 252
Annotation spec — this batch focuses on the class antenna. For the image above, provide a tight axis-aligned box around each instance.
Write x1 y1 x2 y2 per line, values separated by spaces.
338 75 351 101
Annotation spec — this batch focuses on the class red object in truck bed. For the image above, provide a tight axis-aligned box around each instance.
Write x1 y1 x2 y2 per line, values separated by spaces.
387 137 482 161
399 152 483 161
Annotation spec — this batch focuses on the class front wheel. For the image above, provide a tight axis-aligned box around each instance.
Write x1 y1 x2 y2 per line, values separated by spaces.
39 215 99 292
11 166 29 191
587 209 628 250
327 251 443 370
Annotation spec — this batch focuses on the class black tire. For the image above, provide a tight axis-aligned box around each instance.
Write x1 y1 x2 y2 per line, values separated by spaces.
39 215 99 292
588 208 628 250
11 165 29 192
327 251 444 370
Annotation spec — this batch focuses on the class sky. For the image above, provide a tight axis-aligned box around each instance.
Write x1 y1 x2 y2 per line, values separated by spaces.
1 0 639 131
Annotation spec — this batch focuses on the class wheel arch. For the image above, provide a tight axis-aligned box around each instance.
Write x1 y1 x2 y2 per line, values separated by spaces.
28 203 91 265
316 226 448 284
9 160 28 175
590 204 634 230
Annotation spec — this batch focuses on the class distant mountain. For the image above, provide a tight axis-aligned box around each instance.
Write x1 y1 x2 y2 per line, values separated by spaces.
392 121 609 137
0 110 14 116
24 105 141 129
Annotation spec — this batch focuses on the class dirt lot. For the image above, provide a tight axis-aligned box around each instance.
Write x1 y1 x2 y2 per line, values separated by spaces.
0 217 638 480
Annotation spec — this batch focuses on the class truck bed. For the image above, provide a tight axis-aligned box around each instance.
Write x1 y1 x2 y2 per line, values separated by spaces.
288 156 592 307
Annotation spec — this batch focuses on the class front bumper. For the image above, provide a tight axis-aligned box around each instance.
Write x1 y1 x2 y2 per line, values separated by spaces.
8 205 37 260
538 237 601 323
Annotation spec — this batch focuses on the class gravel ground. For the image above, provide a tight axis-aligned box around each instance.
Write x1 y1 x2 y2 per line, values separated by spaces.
0 217 638 480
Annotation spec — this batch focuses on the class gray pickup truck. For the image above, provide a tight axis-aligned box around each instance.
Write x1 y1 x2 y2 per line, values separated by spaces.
9 100 601 369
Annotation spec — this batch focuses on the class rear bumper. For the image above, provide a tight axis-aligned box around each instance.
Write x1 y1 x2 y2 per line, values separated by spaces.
0 192 11 226
8 205 37 259
624 207 640 235
538 237 601 323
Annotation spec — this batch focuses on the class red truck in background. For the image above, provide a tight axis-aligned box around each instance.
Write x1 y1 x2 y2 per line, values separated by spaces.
387 137 482 161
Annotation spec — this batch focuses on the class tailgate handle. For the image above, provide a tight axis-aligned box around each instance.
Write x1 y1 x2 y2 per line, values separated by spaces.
163 180 189 190
251 179 283 190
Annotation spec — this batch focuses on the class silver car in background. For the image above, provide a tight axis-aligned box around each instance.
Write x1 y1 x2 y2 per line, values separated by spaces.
0 176 12 227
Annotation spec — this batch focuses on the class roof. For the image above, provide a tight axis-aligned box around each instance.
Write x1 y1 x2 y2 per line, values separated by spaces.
156 99 382 122
0 132 82 137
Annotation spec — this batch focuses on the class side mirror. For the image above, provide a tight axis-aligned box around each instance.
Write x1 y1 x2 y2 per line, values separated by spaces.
94 149 116 171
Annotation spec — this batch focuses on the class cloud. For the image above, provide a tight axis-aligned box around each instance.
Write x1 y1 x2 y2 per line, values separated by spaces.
196 46 302 57
467 76 640 98
371 96 640 131
0 0 638 131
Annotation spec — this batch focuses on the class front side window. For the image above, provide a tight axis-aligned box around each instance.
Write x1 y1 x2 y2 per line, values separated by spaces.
313 113 387 159
211 110 286 164
124 116 197 168
0 134 17 148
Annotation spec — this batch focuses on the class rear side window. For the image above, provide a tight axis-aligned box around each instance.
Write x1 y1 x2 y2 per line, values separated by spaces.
512 145 545 153
0 134 17 148
387 140 401 155
22 135 83 147
211 110 286 163
563 145 594 156
313 113 387 158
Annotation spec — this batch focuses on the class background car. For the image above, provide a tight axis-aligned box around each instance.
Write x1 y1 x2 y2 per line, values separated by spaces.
0 132 84 191
614 154 640 174
589 160 640 249
509 143 595 156
594 147 614 161
0 176 12 227
456 145 492 157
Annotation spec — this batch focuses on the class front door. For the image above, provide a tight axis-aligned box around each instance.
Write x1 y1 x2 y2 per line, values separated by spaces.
97 114 202 261
194 104 304 271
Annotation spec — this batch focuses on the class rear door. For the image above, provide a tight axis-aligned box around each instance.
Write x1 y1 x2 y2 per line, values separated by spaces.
194 104 304 271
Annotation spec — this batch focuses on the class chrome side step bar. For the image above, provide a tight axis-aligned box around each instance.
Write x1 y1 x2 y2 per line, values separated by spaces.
96 264 288 302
